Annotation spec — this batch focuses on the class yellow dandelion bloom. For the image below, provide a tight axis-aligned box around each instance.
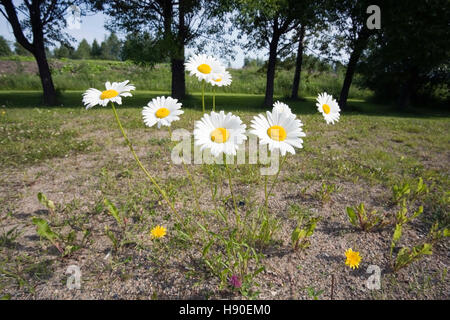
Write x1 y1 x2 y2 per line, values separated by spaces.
345 248 361 269
150 225 167 239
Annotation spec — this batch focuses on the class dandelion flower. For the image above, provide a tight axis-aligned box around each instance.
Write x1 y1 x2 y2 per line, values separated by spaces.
142 96 184 128
82 80 135 109
272 101 293 115
345 248 361 269
209 70 232 87
250 109 305 156
150 225 167 239
185 54 225 82
194 111 247 157
316 92 340 124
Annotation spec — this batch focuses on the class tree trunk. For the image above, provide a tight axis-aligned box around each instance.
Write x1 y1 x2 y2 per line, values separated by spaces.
34 43 57 105
339 30 370 109
291 25 306 100
2 0 57 105
264 36 280 108
171 55 185 99
397 69 418 109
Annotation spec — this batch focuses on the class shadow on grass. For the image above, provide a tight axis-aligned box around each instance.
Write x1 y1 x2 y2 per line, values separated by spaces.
1 90 448 118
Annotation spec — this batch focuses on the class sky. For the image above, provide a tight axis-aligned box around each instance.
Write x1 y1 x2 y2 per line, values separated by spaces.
0 10 264 69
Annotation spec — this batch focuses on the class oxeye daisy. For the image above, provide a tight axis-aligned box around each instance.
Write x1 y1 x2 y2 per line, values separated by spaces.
142 96 184 129
194 111 247 157
185 54 224 82
82 80 135 109
250 109 306 156
209 70 232 87
345 248 361 270
150 225 167 239
272 101 293 115
316 92 340 124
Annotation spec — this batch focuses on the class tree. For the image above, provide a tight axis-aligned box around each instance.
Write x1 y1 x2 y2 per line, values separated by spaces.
289 0 326 100
0 36 12 56
74 38 91 59
93 0 227 99
91 39 102 58
359 0 450 108
53 44 74 59
326 0 380 109
122 32 167 64
100 32 121 60
233 0 301 107
0 0 87 105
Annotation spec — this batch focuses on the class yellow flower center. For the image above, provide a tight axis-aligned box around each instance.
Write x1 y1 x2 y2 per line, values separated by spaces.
155 107 170 119
323 104 331 114
210 127 229 143
214 77 222 82
100 89 119 100
267 125 287 141
197 64 212 74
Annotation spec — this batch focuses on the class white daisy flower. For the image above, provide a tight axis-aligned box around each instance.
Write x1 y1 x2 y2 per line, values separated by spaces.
272 101 293 115
209 70 232 87
82 80 135 109
250 110 306 156
194 111 247 157
185 54 225 82
316 92 340 124
142 96 184 128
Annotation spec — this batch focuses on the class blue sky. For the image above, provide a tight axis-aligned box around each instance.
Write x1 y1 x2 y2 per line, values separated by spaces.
0 11 263 68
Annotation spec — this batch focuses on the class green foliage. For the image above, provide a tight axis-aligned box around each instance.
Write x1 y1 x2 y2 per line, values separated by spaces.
31 216 85 257
104 198 123 226
394 244 433 272
305 286 325 300
346 203 387 232
395 204 423 226
14 42 32 56
359 0 450 107
316 182 340 203
392 182 411 205
100 33 122 61
392 177 429 205
74 39 91 59
90 39 102 59
53 44 74 59
122 32 167 65
201 227 264 298
31 217 62 253
37 192 56 213
0 36 12 56
389 201 448 272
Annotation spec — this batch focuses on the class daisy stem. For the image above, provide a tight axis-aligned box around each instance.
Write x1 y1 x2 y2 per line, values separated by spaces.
224 158 240 229
110 103 182 224
201 80 206 113
263 154 288 210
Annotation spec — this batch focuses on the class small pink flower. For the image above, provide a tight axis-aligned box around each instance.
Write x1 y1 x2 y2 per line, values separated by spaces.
229 274 242 289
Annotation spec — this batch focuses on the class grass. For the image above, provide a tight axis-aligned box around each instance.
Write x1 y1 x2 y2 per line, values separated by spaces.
0 91 449 299
0 57 370 99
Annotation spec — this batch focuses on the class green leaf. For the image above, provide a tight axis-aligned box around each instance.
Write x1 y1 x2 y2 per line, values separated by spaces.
291 227 301 243
346 207 357 226
32 217 58 242
104 198 122 225
37 192 47 205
